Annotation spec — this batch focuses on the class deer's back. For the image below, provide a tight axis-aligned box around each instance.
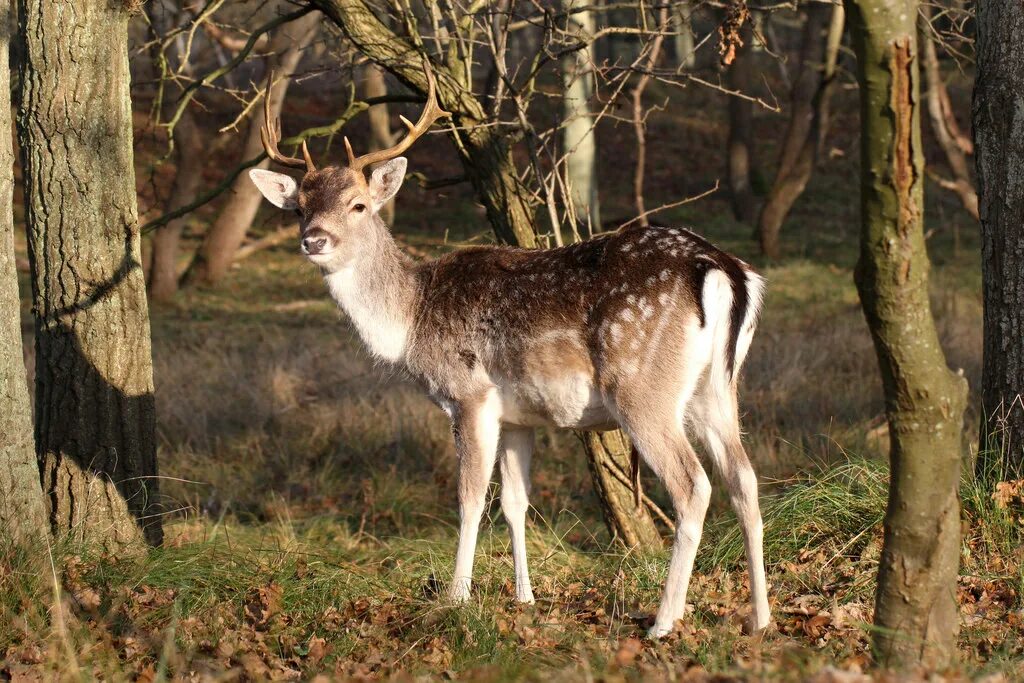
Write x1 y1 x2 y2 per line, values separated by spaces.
407 225 753 424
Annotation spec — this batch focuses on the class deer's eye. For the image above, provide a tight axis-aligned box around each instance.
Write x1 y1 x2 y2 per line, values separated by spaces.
352 203 366 213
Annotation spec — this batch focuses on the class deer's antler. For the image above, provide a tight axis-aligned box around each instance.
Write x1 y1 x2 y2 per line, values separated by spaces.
259 71 316 173
344 61 452 172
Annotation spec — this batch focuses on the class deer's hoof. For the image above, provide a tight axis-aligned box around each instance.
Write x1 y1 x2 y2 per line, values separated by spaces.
646 622 673 640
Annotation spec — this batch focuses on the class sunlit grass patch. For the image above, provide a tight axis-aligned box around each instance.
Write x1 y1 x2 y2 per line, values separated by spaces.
701 458 888 577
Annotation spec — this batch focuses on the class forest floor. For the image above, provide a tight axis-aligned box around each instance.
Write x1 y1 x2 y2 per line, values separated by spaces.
4 65 1022 682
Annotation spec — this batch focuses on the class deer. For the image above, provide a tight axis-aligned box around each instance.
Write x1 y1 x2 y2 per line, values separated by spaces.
249 63 769 639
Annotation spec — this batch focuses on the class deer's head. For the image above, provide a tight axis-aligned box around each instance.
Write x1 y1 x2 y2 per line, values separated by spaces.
250 64 450 269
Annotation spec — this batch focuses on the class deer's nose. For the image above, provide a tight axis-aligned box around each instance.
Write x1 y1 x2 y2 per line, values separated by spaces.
300 229 331 255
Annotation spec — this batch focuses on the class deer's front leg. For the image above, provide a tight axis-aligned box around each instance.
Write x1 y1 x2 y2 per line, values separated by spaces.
448 392 501 603
500 427 535 604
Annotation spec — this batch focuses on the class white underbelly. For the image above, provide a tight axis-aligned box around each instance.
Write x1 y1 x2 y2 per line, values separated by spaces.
496 374 617 430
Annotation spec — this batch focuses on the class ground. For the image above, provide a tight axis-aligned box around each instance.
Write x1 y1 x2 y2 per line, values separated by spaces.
2 57 1022 682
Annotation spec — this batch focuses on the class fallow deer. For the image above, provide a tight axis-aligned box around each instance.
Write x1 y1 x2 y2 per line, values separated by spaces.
250 64 769 638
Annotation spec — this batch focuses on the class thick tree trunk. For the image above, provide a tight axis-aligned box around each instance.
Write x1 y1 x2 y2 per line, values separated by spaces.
845 0 968 668
17 0 162 551
183 11 321 287
310 0 538 248
921 6 977 220
727 21 756 223
562 0 601 231
757 3 844 259
0 0 46 548
365 64 397 226
974 1 1024 479
148 107 203 301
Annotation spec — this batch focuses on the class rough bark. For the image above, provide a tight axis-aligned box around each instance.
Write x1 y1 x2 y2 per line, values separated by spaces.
309 0 538 248
727 20 756 223
582 431 662 548
183 10 321 287
562 0 601 231
921 6 977 220
757 3 844 258
974 0 1024 479
17 0 162 551
0 0 47 548
845 0 968 668
365 63 397 225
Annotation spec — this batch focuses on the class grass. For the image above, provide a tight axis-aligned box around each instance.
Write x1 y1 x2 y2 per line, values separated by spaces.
4 42 1021 682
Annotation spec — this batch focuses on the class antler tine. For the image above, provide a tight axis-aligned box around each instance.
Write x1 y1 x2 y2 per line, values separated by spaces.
259 70 316 173
347 61 452 172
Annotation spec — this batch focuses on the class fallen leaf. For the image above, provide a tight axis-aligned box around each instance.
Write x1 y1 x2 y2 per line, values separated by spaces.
614 637 643 667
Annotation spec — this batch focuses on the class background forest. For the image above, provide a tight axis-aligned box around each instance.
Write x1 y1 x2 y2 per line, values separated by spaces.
1 0 1022 681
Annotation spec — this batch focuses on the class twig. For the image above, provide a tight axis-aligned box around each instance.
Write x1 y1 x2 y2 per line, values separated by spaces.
617 181 721 230
141 103 368 234
161 6 314 146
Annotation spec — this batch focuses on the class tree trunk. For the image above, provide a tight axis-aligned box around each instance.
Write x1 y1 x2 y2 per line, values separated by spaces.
974 0 1024 480
310 0 538 248
673 2 696 70
562 0 601 232
148 107 203 301
144 0 206 302
582 431 662 548
920 5 977 220
0 0 46 548
845 0 968 668
757 3 844 259
365 64 397 225
17 0 162 551
727 20 757 223
183 10 321 287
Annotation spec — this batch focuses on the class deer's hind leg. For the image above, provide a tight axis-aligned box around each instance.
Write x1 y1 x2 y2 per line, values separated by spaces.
690 384 770 632
610 367 711 639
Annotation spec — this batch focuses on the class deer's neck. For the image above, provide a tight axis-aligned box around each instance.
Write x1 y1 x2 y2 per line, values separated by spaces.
323 225 418 364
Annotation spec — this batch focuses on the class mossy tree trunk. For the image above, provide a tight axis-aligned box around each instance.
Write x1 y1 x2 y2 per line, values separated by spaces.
0 0 47 548
844 0 968 668
17 0 162 551
974 0 1024 480
311 0 662 547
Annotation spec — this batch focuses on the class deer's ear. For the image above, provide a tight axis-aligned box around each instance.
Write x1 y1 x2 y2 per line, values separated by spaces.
368 157 407 214
250 169 299 210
